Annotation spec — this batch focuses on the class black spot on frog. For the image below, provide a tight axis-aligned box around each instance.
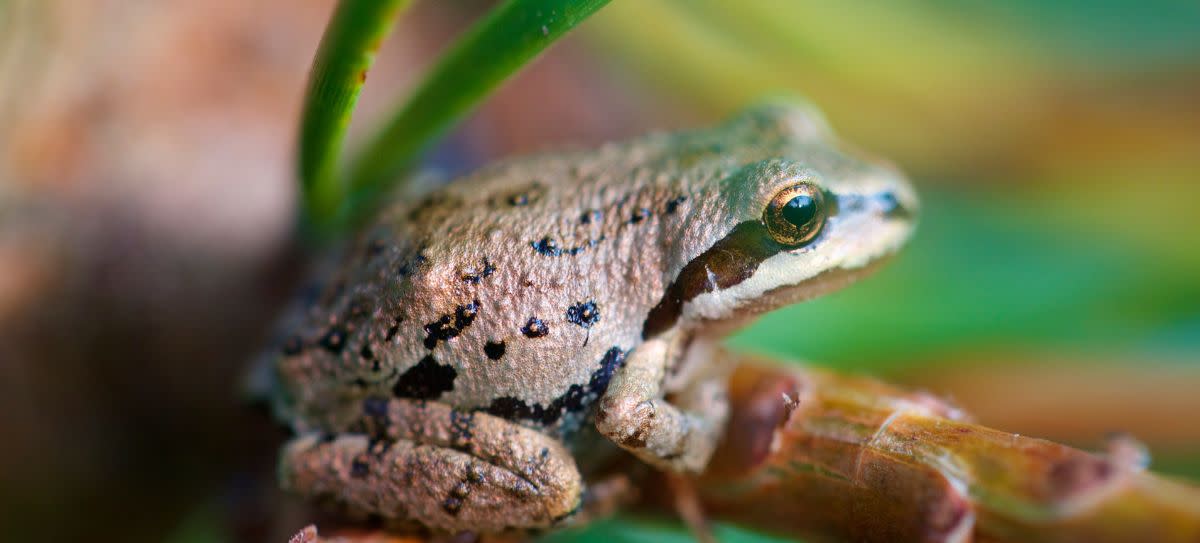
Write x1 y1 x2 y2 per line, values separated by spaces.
521 317 549 338
359 344 379 371
397 246 429 277
531 237 562 256
442 496 464 516
384 316 403 341
319 326 348 354
484 347 626 427
460 258 496 284
565 301 600 329
490 182 545 208
665 195 687 214
530 236 605 257
483 340 506 360
456 303 478 328
423 301 480 349
392 355 457 400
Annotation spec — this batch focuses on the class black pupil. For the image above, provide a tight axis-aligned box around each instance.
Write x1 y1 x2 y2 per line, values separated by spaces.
782 194 817 227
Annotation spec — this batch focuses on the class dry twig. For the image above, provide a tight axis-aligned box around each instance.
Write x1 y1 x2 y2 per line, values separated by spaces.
298 350 1200 542
691 351 1200 543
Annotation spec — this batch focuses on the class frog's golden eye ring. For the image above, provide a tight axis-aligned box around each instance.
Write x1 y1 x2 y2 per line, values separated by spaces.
763 182 827 246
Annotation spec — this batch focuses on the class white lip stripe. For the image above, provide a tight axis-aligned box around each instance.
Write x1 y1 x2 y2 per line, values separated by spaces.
677 203 913 329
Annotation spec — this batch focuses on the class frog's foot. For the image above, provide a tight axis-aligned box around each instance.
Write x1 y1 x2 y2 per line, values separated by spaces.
279 398 584 534
595 337 731 474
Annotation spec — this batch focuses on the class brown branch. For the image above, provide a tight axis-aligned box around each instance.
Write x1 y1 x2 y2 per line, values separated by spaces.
295 350 1200 542
688 350 1200 543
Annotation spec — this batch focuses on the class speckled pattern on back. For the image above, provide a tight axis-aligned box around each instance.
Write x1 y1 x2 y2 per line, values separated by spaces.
268 104 897 441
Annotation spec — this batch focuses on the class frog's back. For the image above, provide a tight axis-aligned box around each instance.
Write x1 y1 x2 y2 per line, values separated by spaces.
270 105 824 438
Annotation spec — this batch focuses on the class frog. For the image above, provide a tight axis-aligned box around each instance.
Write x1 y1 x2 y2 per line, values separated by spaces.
260 102 917 534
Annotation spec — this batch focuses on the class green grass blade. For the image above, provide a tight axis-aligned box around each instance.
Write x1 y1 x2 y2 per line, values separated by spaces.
298 0 411 239
344 0 612 224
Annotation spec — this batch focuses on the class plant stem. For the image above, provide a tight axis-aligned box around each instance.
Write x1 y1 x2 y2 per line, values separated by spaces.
298 0 411 241
343 0 612 226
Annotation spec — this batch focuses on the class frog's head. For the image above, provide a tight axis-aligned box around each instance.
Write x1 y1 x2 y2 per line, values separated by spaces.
643 104 917 338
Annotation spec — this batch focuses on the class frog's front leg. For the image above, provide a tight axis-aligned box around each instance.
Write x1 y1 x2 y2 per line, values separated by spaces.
595 334 731 473
279 398 585 533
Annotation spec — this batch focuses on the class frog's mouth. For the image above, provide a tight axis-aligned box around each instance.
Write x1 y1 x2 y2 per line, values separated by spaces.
691 255 896 339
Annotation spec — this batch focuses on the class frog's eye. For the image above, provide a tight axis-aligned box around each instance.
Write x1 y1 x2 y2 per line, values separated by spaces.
763 182 827 246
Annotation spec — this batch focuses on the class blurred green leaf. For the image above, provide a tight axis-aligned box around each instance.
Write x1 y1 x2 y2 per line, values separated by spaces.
967 0 1200 67
543 516 795 543
344 0 612 226
298 0 412 240
584 1 1200 178
164 505 225 543
1153 453 1200 482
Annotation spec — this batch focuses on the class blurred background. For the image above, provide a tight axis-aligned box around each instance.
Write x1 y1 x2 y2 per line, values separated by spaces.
1 1 1197 541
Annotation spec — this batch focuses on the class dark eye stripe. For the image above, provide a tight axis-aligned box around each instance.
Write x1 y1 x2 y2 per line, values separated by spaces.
642 221 782 338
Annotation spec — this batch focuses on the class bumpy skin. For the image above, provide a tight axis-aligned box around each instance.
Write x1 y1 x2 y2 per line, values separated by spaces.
266 103 916 533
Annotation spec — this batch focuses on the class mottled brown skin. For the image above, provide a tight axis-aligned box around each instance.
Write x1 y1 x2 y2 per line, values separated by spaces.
263 103 917 533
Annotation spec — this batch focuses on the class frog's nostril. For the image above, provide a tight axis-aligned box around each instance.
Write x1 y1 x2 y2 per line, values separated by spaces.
876 190 913 220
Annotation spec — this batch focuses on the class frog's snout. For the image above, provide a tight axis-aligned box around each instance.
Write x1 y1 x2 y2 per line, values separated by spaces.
828 178 918 226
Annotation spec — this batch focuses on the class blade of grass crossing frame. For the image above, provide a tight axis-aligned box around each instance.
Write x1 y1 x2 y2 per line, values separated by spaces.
343 0 612 225
298 0 411 239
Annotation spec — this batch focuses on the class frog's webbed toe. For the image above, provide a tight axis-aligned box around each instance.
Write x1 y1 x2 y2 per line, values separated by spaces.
279 399 585 533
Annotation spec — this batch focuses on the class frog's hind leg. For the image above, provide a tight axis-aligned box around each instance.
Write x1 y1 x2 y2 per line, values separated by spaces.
279 398 585 534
